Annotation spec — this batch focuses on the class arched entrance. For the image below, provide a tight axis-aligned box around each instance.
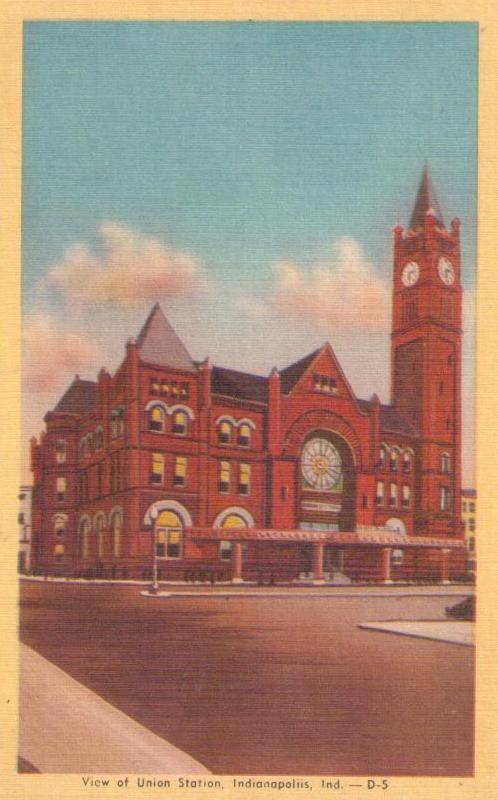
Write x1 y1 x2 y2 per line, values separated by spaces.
155 510 183 560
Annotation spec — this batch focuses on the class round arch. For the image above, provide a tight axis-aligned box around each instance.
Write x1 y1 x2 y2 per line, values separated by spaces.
282 409 363 467
143 499 193 528
213 507 255 528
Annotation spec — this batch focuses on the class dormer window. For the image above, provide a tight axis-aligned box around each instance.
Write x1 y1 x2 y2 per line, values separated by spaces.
149 377 160 396
160 381 170 397
171 381 179 398
180 382 190 399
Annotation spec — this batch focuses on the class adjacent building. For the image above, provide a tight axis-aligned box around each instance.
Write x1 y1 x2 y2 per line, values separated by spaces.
29 169 467 584
461 488 476 578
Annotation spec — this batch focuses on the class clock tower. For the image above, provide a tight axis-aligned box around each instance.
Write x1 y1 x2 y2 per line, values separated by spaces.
391 166 463 538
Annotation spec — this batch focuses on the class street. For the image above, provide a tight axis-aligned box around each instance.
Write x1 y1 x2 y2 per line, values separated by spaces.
19 583 474 775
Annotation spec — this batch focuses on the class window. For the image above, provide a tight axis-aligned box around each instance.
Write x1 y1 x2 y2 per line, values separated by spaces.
441 453 451 474
238 463 251 495
238 423 251 448
95 427 104 450
390 483 398 508
172 410 188 435
402 485 411 509
111 407 125 439
54 515 67 537
220 541 232 561
97 463 104 497
218 420 232 445
174 456 187 487
171 381 179 398
219 461 230 493
111 511 122 558
180 382 190 399
392 549 404 565
155 510 183 559
150 377 160 395
313 374 337 394
54 543 65 562
18 512 25 525
375 480 384 506
440 486 451 512
403 452 412 474
56 477 66 502
55 440 66 464
390 450 398 473
148 405 165 433
150 453 164 485
468 537 475 552
95 515 105 559
379 446 387 470
462 501 467 512
469 502 475 513
160 380 169 396
469 518 475 532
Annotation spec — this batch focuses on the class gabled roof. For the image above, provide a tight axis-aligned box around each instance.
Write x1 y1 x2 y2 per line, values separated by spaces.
409 164 445 230
136 303 195 372
211 365 268 404
53 378 97 415
279 348 322 394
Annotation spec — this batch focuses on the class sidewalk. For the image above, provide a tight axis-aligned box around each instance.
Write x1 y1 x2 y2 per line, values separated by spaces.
19 644 211 774
358 620 474 646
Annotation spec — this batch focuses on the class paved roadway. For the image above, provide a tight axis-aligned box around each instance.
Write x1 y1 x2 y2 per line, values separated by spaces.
19 583 474 776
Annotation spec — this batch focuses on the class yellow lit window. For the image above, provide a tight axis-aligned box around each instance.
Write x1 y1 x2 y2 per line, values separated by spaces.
173 411 187 435
238 463 251 495
155 510 183 559
174 456 187 486
218 420 231 444
149 405 165 432
402 485 411 508
238 423 251 447
150 453 164 485
219 461 230 493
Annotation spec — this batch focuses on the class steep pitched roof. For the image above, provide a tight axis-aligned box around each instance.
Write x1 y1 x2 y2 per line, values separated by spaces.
409 164 445 230
136 304 195 372
211 365 269 404
357 398 417 437
279 348 322 394
53 378 97 415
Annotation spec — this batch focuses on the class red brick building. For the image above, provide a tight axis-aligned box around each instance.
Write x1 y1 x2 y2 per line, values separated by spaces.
30 169 467 584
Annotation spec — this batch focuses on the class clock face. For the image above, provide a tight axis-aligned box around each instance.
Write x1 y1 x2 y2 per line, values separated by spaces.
402 261 420 287
301 437 342 490
438 257 455 286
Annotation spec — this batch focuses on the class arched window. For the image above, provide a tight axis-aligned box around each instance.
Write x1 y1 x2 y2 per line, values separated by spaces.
172 410 188 436
78 517 91 559
53 514 67 537
403 451 412 474
441 453 451 474
379 445 387 470
149 405 165 433
218 420 232 445
95 427 104 450
110 510 122 558
94 513 106 559
390 449 399 473
155 510 183 559
238 423 251 448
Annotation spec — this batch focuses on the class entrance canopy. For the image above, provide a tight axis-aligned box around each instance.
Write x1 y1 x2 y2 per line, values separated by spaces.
188 527 465 549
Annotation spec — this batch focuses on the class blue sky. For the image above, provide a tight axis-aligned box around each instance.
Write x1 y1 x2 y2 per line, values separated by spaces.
22 21 477 481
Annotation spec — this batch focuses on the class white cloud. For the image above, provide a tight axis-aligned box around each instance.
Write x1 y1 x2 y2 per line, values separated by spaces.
47 222 206 305
239 237 390 333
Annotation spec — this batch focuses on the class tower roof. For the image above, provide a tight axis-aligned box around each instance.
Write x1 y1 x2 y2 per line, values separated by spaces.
409 165 445 229
136 303 195 372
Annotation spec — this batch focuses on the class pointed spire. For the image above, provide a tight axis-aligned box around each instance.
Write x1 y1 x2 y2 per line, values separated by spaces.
409 164 445 230
136 304 195 372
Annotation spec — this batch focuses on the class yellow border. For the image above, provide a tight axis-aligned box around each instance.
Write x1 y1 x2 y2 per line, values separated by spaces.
1 2 497 799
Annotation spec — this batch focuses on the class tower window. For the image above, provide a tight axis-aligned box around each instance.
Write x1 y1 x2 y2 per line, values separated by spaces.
441 453 451 474
390 483 398 508
440 486 451 512
55 440 66 464
56 477 66 502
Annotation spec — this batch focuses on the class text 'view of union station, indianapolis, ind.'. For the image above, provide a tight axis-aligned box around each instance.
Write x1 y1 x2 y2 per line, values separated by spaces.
29 168 467 585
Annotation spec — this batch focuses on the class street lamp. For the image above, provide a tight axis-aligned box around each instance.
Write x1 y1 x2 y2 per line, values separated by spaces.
149 507 159 594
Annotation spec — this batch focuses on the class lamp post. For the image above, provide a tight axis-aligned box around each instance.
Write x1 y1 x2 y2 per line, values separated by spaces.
150 507 159 594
